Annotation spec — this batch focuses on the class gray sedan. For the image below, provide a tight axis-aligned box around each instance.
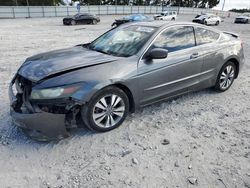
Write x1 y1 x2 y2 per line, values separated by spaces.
9 22 244 140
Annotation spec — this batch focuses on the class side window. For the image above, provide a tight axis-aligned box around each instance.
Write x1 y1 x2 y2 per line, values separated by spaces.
195 27 220 45
152 26 195 53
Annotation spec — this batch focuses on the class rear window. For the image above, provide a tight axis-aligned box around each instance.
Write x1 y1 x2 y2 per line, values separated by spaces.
195 27 220 45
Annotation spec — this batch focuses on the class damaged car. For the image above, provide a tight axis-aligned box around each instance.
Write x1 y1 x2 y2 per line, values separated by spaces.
9 22 244 141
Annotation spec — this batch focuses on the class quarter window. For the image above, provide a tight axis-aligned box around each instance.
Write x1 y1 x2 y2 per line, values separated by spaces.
195 27 220 45
152 26 195 53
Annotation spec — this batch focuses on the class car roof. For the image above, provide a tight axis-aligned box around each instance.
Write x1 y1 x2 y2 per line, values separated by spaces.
129 21 197 28
75 13 91 16
126 21 222 33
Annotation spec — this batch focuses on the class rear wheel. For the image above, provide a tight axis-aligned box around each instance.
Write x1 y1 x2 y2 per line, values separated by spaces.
216 21 219 25
71 20 76 25
214 61 236 92
171 17 175 21
81 86 129 132
204 20 208 25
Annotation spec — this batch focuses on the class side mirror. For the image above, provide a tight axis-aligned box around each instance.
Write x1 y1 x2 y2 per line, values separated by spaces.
146 48 168 59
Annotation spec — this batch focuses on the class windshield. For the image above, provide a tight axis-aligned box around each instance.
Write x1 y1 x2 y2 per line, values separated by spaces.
88 25 156 57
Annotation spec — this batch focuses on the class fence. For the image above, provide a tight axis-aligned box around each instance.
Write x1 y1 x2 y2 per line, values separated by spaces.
0 5 239 19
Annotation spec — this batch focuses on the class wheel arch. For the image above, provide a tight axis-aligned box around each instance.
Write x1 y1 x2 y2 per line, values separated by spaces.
111 83 135 113
226 57 240 78
73 81 136 113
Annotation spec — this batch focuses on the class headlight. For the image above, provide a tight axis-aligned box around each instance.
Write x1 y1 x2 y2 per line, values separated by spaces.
30 85 81 100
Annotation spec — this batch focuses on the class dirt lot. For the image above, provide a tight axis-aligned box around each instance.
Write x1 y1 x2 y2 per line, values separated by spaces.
0 15 249 188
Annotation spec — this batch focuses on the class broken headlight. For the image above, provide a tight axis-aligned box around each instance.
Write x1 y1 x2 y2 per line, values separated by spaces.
30 85 80 100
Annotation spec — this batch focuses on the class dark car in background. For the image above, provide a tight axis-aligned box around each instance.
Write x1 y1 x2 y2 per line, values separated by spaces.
111 14 152 27
63 13 100 25
9 22 244 141
235 13 250 24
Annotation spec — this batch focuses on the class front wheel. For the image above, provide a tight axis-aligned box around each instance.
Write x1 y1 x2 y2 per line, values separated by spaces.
214 62 236 92
92 19 97 25
81 86 129 132
71 20 76 25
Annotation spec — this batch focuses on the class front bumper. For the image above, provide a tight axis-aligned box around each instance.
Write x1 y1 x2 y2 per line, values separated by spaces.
9 81 70 141
63 19 72 25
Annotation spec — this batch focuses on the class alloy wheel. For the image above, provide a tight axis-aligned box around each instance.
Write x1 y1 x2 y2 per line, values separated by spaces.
219 65 235 90
92 94 125 128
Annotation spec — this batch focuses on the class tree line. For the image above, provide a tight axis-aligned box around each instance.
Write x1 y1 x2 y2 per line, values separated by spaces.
0 0 220 8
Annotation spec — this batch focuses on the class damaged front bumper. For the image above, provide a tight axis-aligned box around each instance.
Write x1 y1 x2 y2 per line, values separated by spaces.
10 109 69 141
8 77 72 141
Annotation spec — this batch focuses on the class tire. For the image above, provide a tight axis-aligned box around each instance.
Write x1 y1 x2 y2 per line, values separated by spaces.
71 20 76 25
81 86 129 132
92 19 97 25
214 61 236 92
204 21 208 25
202 18 206 24
171 17 175 21
216 21 219 25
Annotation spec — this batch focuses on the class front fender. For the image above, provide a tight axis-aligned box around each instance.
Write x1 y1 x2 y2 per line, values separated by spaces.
70 80 131 103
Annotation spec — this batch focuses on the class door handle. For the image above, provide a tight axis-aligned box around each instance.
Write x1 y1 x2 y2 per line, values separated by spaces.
190 53 199 59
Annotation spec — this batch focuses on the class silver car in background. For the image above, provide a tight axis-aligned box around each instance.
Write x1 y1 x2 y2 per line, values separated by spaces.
235 13 250 24
9 22 244 140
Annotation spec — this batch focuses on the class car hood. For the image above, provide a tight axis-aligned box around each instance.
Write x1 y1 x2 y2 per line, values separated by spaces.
18 46 120 82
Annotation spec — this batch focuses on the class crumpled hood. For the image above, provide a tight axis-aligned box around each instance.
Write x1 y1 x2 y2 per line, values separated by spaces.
18 46 120 82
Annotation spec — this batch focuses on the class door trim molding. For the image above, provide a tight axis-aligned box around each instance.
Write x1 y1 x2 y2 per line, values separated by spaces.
144 69 214 91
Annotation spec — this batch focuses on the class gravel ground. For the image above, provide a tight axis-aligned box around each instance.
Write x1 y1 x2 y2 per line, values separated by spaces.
0 15 249 188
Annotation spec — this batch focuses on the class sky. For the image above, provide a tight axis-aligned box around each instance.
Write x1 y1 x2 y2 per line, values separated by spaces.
214 0 250 10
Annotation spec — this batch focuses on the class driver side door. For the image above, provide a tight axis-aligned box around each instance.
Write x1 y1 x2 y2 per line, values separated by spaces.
137 26 203 106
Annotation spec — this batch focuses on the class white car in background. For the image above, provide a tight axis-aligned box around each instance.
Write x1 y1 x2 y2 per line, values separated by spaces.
154 11 177 21
192 14 221 26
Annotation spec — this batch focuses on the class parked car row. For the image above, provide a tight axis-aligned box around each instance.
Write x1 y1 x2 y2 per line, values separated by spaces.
63 11 178 26
63 12 250 27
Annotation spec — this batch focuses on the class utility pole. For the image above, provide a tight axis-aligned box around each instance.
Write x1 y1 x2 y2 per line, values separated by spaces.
222 0 226 11
26 0 29 6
